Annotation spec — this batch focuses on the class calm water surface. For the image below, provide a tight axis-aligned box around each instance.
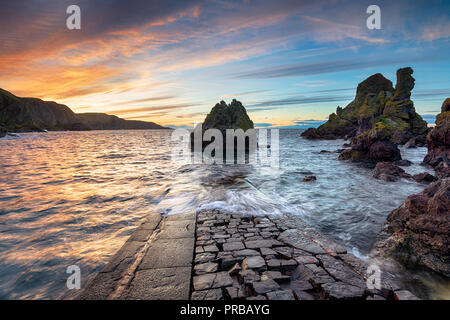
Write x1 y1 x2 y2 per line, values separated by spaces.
0 129 443 299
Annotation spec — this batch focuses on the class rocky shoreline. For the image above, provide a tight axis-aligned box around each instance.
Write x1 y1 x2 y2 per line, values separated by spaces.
78 210 420 300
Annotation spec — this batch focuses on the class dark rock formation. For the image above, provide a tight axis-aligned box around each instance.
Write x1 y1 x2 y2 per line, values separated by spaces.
302 68 427 144
191 99 254 151
302 68 428 165
373 162 411 182
375 179 450 278
76 113 166 130
0 88 167 132
0 126 6 138
393 159 412 167
423 98 450 178
302 175 317 182
412 172 437 184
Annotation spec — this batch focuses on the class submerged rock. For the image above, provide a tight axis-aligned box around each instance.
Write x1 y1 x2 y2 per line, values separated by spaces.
302 175 317 182
373 162 411 182
374 179 450 278
412 172 437 184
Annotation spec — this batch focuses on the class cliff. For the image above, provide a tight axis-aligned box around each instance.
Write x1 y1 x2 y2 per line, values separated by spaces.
76 113 167 130
0 88 167 133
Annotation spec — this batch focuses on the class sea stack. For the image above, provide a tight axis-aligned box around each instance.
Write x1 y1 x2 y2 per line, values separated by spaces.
303 67 428 165
191 99 255 152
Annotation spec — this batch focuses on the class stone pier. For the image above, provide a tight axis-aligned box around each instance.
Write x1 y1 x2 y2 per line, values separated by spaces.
78 209 419 300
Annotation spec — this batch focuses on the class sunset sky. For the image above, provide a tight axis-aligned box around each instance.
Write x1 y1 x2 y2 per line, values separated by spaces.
1 0 449 128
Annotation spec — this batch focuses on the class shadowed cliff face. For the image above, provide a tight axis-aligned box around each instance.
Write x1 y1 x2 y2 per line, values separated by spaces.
0 88 167 133
202 99 254 133
423 98 450 178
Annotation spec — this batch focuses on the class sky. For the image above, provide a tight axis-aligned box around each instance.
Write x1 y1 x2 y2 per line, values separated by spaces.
0 0 449 128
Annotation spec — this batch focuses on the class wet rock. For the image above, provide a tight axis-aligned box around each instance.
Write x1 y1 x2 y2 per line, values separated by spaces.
278 229 325 254
423 98 450 178
266 290 295 300
404 138 417 148
373 162 411 181
252 279 280 295
273 246 293 259
302 175 317 182
394 159 413 167
375 179 450 277
294 255 319 265
238 269 261 285
412 172 437 184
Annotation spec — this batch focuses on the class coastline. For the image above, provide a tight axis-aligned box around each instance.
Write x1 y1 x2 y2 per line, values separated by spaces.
78 209 419 300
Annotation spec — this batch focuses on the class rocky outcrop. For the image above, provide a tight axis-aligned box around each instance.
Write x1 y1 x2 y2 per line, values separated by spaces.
412 172 437 184
374 179 450 278
191 99 254 150
423 98 450 178
302 68 428 165
0 126 6 138
76 113 167 130
373 162 411 182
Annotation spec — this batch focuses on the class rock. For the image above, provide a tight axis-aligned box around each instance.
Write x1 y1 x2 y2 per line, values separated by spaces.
225 286 246 300
233 249 260 257
373 162 411 181
302 175 317 182
238 269 260 284
193 272 233 291
223 241 245 251
260 248 277 256
245 239 274 249
203 245 219 253
0 126 6 138
322 282 366 300
374 179 450 277
195 253 216 264
261 271 290 284
423 98 450 178
194 262 218 275
252 279 281 295
302 68 427 147
395 290 420 300
266 290 295 300
412 172 436 184
290 280 313 291
405 138 417 148
278 229 325 254
294 255 318 265
191 99 255 151
393 159 413 166
191 288 223 300
242 256 266 271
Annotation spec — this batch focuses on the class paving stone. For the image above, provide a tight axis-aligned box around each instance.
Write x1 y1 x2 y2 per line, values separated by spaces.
233 249 260 257
126 267 191 300
366 295 386 300
245 239 274 249
139 238 194 269
242 256 266 271
294 255 319 265
293 290 315 300
158 219 195 239
193 273 216 291
278 229 325 254
281 259 298 272
322 282 366 300
318 254 366 288
238 270 261 284
191 288 223 300
261 271 290 284
311 274 335 285
252 279 281 295
273 247 294 259
195 252 216 264
304 263 328 275
291 265 313 281
260 248 277 256
223 241 245 251
246 295 267 300
266 290 295 300
195 246 204 254
290 280 313 291
203 244 219 253
194 262 218 275
221 257 243 270
267 259 281 270
226 286 246 300
395 290 420 300
228 263 242 275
